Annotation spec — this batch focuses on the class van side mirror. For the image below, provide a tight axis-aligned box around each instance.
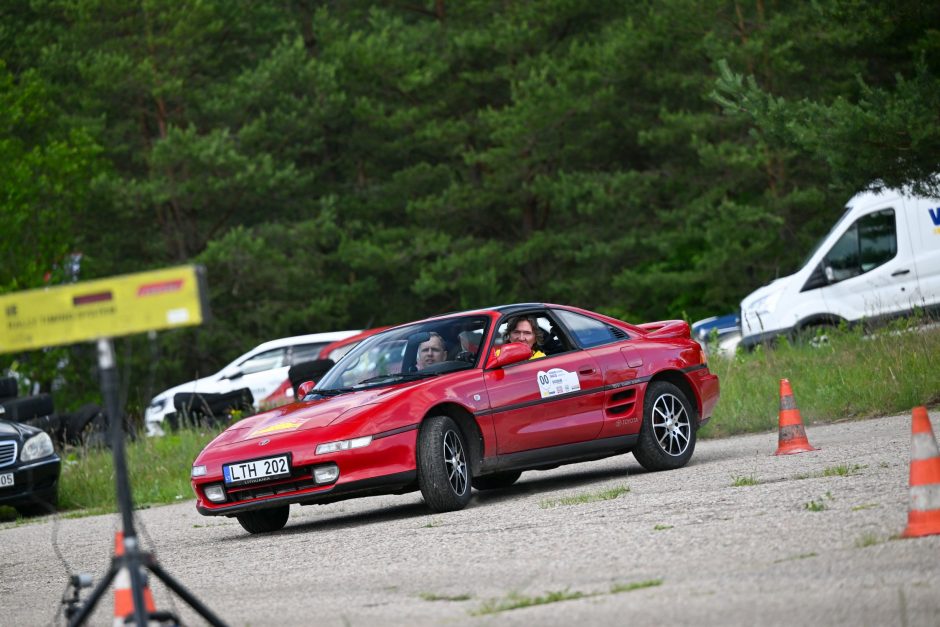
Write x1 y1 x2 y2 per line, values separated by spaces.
485 342 532 369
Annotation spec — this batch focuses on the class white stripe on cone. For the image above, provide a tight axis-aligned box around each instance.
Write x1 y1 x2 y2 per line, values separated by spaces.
912 433 940 460
910 484 940 511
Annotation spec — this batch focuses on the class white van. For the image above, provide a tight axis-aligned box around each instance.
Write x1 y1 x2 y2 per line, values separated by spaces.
740 185 940 349
144 330 358 436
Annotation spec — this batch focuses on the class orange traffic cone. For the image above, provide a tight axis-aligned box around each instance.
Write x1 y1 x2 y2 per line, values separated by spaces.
112 531 157 626
902 406 940 538
774 379 817 455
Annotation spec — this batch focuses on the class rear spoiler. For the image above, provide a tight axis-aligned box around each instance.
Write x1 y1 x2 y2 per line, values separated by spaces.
636 320 691 339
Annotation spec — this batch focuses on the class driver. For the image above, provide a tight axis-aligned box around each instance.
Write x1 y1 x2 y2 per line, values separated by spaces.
416 332 447 370
504 316 546 360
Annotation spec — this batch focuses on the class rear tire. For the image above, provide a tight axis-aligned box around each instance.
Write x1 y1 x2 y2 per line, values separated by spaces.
473 470 522 491
236 505 290 534
417 415 472 512
633 381 697 471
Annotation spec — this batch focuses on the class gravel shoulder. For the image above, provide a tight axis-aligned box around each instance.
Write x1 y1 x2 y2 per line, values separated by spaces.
2 411 939 626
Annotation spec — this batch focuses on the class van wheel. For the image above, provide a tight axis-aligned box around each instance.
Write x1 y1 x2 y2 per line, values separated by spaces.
633 381 697 471
791 323 835 348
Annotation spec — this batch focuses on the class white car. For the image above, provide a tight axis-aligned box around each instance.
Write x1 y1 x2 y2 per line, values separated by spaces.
145 331 358 436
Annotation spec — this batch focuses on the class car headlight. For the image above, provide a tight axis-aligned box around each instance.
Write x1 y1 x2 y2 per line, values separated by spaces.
191 465 207 478
147 398 166 414
316 435 372 455
21 432 54 462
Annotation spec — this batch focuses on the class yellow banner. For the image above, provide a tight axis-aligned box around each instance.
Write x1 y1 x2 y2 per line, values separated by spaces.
0 265 208 354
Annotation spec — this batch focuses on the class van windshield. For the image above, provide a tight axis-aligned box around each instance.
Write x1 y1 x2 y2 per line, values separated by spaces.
799 205 853 269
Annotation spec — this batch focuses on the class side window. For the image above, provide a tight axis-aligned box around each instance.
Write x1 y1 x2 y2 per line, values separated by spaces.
555 310 621 348
494 313 572 355
290 343 328 364
238 348 287 375
823 209 897 283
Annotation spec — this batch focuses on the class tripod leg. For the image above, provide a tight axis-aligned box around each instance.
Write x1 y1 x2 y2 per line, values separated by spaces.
67 563 119 627
148 561 228 627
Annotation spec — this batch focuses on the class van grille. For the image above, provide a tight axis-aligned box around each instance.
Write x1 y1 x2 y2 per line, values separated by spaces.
0 441 17 467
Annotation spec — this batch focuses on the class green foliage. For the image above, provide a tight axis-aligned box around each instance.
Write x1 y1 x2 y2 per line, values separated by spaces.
539 485 629 509
2 1 939 415
701 322 940 439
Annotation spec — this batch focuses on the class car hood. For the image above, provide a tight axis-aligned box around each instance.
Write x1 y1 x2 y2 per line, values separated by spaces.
208 384 414 446
0 418 38 440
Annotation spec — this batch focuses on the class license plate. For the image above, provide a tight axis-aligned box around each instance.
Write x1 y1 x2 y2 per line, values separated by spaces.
0 473 13 488
223 455 290 486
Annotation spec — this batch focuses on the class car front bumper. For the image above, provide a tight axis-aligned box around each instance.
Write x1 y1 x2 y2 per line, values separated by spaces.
0 455 61 508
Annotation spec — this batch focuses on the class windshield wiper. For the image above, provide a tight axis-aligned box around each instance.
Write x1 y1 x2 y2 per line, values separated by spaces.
356 372 437 386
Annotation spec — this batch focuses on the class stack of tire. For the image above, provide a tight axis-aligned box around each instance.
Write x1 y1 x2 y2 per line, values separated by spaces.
0 376 106 447
169 387 254 432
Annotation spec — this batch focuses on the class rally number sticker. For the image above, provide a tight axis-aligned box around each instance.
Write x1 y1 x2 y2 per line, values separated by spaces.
537 368 581 398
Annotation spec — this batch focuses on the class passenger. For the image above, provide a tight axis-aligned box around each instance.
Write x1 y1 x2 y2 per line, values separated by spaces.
503 316 546 360
415 332 447 370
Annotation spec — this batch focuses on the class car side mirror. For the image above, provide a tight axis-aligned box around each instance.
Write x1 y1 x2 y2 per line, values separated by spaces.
296 380 316 398
485 342 532 369
824 265 835 283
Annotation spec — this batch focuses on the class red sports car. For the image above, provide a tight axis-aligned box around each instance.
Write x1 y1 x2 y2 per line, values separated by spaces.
191 304 720 533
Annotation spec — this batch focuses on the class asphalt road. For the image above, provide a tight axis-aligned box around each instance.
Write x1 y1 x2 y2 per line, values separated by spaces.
2 411 939 626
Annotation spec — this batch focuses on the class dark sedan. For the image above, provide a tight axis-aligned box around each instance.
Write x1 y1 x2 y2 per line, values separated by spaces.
0 418 61 516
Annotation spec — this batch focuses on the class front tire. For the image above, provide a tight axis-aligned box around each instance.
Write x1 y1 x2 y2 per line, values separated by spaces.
417 415 472 512
236 505 290 534
633 381 697 471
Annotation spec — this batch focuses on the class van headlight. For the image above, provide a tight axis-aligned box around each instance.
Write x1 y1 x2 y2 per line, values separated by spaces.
21 432 54 462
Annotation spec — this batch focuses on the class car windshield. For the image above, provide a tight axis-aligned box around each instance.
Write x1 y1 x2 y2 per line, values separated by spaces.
315 314 491 392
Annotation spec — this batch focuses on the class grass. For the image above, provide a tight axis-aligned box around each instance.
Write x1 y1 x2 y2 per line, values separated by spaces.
731 474 760 487
794 464 866 480
653 524 673 531
0 428 216 523
855 532 881 548
823 464 866 477
472 589 587 615
473 580 662 615
539 485 629 509
610 579 662 594
420 592 473 602
700 318 940 439
803 493 834 512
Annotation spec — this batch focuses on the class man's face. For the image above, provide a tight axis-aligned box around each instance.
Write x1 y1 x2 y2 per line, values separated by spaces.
509 319 536 348
416 336 446 370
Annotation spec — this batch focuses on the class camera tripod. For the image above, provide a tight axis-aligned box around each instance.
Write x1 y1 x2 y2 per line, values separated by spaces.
65 339 227 626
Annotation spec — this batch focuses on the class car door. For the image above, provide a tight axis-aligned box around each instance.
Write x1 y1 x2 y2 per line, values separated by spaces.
483 312 605 455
